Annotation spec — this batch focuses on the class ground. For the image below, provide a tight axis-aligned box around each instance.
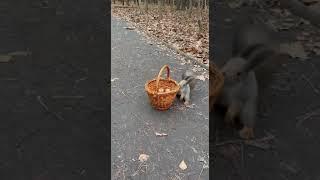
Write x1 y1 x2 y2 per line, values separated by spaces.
0 1 107 179
212 1 320 180
111 17 209 179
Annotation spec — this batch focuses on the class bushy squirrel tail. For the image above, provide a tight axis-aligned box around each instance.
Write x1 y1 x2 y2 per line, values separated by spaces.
239 43 279 74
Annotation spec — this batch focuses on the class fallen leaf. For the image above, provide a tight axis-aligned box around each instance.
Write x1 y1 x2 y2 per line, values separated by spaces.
302 31 310 36
124 27 135 30
0 55 12 62
7 51 31 56
280 42 308 59
138 154 149 162
111 78 119 82
224 18 232 22
312 47 320 55
296 35 307 41
197 156 205 162
196 75 206 81
314 42 320 47
155 132 168 137
227 0 243 8
179 160 187 170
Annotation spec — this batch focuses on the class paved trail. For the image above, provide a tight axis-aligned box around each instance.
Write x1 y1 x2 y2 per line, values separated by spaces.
111 17 209 179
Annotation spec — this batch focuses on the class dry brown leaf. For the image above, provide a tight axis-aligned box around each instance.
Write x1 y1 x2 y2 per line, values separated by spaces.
8 51 31 56
155 132 168 137
111 78 119 82
179 160 187 170
296 35 307 41
280 42 308 59
138 154 150 162
124 27 135 30
314 42 320 47
227 0 243 9
0 55 12 62
196 75 206 81
311 47 320 55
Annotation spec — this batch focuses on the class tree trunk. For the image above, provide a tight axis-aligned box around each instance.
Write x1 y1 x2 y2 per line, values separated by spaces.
182 0 188 10
177 0 183 10
145 0 148 11
172 0 175 10
188 0 193 17
176 0 180 10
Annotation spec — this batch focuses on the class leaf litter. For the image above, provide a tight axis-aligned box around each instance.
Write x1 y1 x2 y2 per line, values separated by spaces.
112 5 209 64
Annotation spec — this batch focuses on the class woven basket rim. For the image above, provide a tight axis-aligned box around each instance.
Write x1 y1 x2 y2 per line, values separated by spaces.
145 78 180 95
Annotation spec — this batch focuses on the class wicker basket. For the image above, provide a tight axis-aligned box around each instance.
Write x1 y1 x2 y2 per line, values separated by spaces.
209 62 225 111
145 65 180 111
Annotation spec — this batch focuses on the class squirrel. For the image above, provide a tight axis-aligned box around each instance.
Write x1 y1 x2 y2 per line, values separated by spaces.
214 24 283 139
177 70 197 105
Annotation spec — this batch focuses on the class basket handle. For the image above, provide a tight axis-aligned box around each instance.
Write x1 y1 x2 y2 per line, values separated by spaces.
156 65 170 91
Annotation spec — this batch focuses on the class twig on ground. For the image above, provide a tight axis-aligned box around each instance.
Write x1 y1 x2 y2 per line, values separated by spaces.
0 78 18 81
52 95 85 99
197 164 204 180
296 107 320 127
240 143 245 168
37 95 49 111
75 77 87 83
37 95 65 121
131 162 145 176
301 74 320 94
15 128 41 149
215 139 244 147
215 134 275 150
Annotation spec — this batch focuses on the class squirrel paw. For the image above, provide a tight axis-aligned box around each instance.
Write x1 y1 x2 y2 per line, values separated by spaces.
224 115 235 127
239 126 254 139
184 101 191 107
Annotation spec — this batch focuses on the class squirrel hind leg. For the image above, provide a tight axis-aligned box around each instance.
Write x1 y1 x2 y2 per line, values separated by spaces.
183 86 191 105
224 104 240 126
239 126 254 139
239 101 257 139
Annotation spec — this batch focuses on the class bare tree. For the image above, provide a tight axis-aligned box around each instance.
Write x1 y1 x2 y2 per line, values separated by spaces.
145 0 149 11
188 0 193 17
